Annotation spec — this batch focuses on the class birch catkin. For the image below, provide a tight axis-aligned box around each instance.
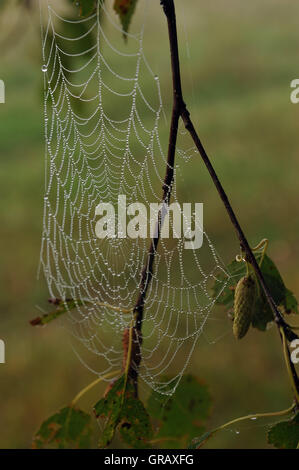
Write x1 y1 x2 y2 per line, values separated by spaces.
233 275 256 339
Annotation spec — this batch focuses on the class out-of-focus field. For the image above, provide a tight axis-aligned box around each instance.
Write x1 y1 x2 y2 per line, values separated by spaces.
0 0 299 448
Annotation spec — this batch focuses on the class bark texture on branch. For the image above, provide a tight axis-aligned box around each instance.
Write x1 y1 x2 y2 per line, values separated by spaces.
129 0 299 399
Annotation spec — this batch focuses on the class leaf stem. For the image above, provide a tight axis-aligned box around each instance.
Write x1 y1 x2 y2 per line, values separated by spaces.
194 403 296 448
124 318 134 393
71 370 121 406
94 301 133 314
254 238 268 267
124 320 134 379
217 405 295 431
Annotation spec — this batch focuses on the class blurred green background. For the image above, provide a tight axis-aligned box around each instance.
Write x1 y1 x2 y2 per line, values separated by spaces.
0 0 299 448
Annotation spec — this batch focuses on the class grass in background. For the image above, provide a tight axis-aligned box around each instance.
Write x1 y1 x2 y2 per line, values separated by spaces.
0 0 298 448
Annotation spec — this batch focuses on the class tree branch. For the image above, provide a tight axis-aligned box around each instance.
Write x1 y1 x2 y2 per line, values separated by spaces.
128 0 298 399
161 0 299 398
128 0 184 394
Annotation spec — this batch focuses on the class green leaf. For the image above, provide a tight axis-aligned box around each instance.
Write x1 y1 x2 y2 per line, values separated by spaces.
73 0 98 17
147 375 212 448
268 413 299 449
94 375 153 448
257 254 286 305
212 252 298 332
33 406 92 449
250 293 273 331
113 0 138 38
119 395 153 449
94 377 126 447
283 288 298 314
30 298 83 326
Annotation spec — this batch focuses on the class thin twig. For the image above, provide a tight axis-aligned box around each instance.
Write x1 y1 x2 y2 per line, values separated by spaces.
129 0 299 398
193 403 296 449
71 370 121 406
129 0 184 394
161 0 299 397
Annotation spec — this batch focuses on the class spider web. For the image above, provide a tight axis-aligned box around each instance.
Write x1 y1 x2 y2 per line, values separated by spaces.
39 0 230 395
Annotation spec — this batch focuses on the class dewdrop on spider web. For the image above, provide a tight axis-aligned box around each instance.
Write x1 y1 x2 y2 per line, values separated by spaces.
39 0 231 396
